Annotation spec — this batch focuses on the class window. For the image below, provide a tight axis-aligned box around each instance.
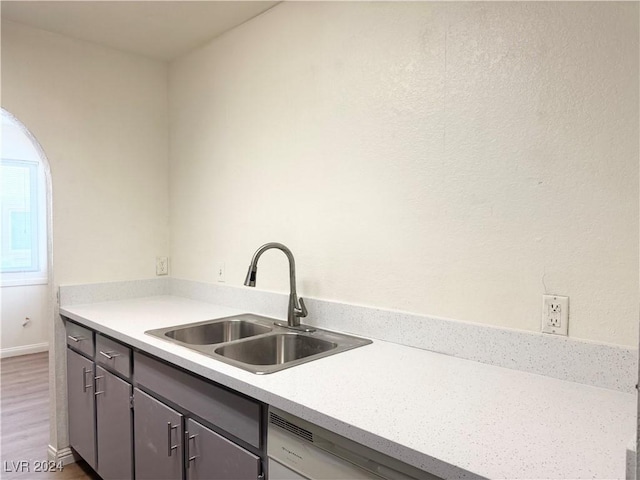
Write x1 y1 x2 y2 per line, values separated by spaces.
1 110 48 286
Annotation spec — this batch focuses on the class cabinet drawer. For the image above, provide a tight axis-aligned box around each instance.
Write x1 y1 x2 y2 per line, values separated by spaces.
96 334 131 378
134 352 261 448
66 322 94 357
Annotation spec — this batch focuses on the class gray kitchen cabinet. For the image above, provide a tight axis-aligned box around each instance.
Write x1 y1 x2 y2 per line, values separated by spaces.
134 351 262 448
186 418 261 480
66 348 97 470
65 318 267 479
66 321 134 478
134 352 266 480
134 388 183 480
95 365 133 480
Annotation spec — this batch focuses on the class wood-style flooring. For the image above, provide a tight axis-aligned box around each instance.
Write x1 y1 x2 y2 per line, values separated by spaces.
1 352 99 480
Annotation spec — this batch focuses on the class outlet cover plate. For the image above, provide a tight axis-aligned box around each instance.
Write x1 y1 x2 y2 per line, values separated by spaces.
156 256 169 276
542 294 568 336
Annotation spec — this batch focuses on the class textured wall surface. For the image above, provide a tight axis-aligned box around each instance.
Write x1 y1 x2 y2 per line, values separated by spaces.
2 20 170 285
170 2 639 346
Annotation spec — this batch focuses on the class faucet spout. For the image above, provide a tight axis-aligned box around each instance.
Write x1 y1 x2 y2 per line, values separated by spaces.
244 242 311 330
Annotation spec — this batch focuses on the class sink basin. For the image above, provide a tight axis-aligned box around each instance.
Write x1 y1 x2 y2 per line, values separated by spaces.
214 333 337 366
146 315 272 345
163 320 271 345
145 314 371 374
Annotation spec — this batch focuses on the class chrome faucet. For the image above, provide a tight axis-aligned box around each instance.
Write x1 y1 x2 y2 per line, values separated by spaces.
244 242 313 331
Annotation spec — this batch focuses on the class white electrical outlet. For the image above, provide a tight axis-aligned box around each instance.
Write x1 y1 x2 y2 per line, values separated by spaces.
541 294 569 336
156 256 169 276
217 262 225 282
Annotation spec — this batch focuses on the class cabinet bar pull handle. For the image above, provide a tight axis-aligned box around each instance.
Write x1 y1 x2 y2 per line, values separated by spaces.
185 431 189 466
68 335 84 342
99 350 120 360
81 367 93 392
185 431 198 468
94 375 104 396
167 422 179 457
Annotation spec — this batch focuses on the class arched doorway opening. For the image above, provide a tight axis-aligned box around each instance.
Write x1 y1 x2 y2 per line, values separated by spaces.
0 108 53 357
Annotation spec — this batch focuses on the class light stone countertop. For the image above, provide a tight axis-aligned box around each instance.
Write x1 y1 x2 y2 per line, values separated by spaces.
60 295 635 480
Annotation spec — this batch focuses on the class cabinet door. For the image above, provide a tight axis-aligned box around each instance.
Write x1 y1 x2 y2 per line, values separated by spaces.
186 418 261 480
66 348 96 469
134 388 183 480
96 366 132 480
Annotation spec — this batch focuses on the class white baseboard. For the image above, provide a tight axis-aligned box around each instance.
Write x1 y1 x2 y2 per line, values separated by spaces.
0 342 48 358
47 445 77 465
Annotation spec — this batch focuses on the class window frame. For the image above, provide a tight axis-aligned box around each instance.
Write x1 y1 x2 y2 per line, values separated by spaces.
1 158 48 287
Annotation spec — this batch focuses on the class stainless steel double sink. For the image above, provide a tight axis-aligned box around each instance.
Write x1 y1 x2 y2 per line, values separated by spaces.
145 314 372 374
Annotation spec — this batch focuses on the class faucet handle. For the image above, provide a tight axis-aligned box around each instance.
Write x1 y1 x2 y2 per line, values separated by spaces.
296 297 308 318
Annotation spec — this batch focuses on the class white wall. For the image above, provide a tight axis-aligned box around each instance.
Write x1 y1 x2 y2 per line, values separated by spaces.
1 20 170 285
0 286 48 356
169 2 639 347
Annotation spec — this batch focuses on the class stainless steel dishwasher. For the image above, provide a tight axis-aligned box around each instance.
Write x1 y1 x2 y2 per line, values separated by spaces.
268 408 440 480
